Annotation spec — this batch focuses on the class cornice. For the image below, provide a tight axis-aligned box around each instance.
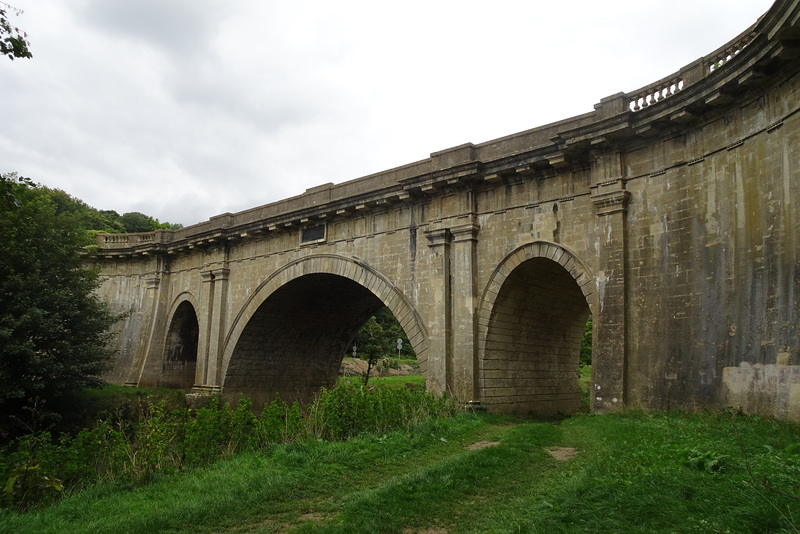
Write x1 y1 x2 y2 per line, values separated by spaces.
92 0 800 259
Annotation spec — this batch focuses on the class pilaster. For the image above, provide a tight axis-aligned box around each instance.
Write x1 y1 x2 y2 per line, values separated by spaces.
590 178 631 413
194 265 229 393
424 217 480 400
449 220 480 401
206 267 230 387
194 269 215 390
423 227 451 395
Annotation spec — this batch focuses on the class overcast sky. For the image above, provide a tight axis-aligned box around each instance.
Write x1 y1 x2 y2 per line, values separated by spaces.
1 1 774 227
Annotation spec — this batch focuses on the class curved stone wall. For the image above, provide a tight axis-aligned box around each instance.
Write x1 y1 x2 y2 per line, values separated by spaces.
89 0 800 419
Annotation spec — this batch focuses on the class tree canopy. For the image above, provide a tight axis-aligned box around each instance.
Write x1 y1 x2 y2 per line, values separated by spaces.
0 3 31 60
35 186 182 239
119 211 182 233
0 173 119 417
350 307 414 361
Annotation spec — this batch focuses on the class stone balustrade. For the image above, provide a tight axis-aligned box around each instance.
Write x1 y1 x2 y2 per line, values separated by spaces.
100 231 158 249
707 29 757 73
628 78 684 112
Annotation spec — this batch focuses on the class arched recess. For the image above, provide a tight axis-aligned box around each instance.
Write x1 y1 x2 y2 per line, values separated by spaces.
220 254 428 406
477 241 597 415
159 294 200 389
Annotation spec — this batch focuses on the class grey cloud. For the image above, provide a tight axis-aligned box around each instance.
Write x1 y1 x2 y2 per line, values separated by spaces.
1 0 775 228
77 0 221 57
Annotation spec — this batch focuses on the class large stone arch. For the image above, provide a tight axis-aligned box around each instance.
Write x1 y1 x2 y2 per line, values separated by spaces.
220 254 428 405
477 241 597 415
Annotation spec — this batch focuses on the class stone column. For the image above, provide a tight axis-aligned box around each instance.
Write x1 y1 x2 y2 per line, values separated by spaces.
590 178 630 413
205 267 230 388
194 266 229 393
449 220 480 401
194 269 215 390
424 227 451 395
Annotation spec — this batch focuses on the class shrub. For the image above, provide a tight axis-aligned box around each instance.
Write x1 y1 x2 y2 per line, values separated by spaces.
0 383 460 509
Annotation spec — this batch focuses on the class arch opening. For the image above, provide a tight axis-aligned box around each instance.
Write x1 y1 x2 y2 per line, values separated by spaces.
224 273 390 407
482 257 590 415
344 305 420 384
160 300 199 389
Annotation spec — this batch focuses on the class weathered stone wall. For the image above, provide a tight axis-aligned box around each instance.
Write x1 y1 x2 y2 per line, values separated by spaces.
623 68 800 417
94 256 156 385
89 0 800 419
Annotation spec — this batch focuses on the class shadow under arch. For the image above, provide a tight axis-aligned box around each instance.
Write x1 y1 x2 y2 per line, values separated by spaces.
145 292 200 389
220 254 429 406
477 241 597 415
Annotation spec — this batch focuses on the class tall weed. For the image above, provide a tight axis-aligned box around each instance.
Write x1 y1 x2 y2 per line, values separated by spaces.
0 382 456 509
305 383 457 440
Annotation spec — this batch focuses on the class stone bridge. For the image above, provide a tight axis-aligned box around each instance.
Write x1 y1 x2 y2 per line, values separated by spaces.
92 0 800 419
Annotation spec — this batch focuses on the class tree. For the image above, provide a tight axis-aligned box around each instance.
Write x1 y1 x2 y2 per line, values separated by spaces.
580 315 592 367
0 173 118 418
351 316 384 386
119 211 156 233
348 306 415 366
36 189 182 237
0 2 31 60
41 188 126 236
119 211 182 233
373 306 414 359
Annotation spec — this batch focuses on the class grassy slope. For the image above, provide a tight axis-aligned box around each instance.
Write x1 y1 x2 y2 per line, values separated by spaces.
1 410 799 534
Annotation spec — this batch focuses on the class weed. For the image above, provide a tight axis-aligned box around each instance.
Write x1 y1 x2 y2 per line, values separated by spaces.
675 446 729 472
0 382 456 510
1 411 799 533
1 398 63 509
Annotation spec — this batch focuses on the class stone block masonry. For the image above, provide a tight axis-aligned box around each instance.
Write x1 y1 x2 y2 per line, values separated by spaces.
90 0 800 419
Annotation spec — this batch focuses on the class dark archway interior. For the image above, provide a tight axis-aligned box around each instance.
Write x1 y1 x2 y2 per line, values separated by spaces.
160 300 199 389
225 273 385 406
483 257 589 415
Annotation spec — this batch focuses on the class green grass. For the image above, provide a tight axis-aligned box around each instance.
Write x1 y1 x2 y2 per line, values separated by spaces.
1 410 799 533
337 374 426 388
578 365 591 411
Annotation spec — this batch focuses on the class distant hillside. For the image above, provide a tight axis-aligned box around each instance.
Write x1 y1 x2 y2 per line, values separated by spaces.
36 179 182 241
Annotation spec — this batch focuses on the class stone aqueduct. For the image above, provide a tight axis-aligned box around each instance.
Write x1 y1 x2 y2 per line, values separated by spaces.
93 0 800 419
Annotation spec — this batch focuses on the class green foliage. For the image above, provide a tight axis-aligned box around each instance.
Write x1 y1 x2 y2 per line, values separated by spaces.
306 382 456 441
351 316 384 364
349 306 415 364
0 173 184 418
118 211 180 233
580 315 592 367
252 394 303 446
37 188 126 239
0 415 481 533
0 4 31 60
2 411 798 533
35 188 182 238
0 174 120 414
578 364 592 411
0 398 62 509
0 383 458 509
9 180 183 246
375 306 415 358
182 398 257 466
676 445 730 472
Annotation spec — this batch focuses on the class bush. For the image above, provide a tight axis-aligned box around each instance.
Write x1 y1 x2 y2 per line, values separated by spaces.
0 383 460 509
0 175 120 419
306 382 457 441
